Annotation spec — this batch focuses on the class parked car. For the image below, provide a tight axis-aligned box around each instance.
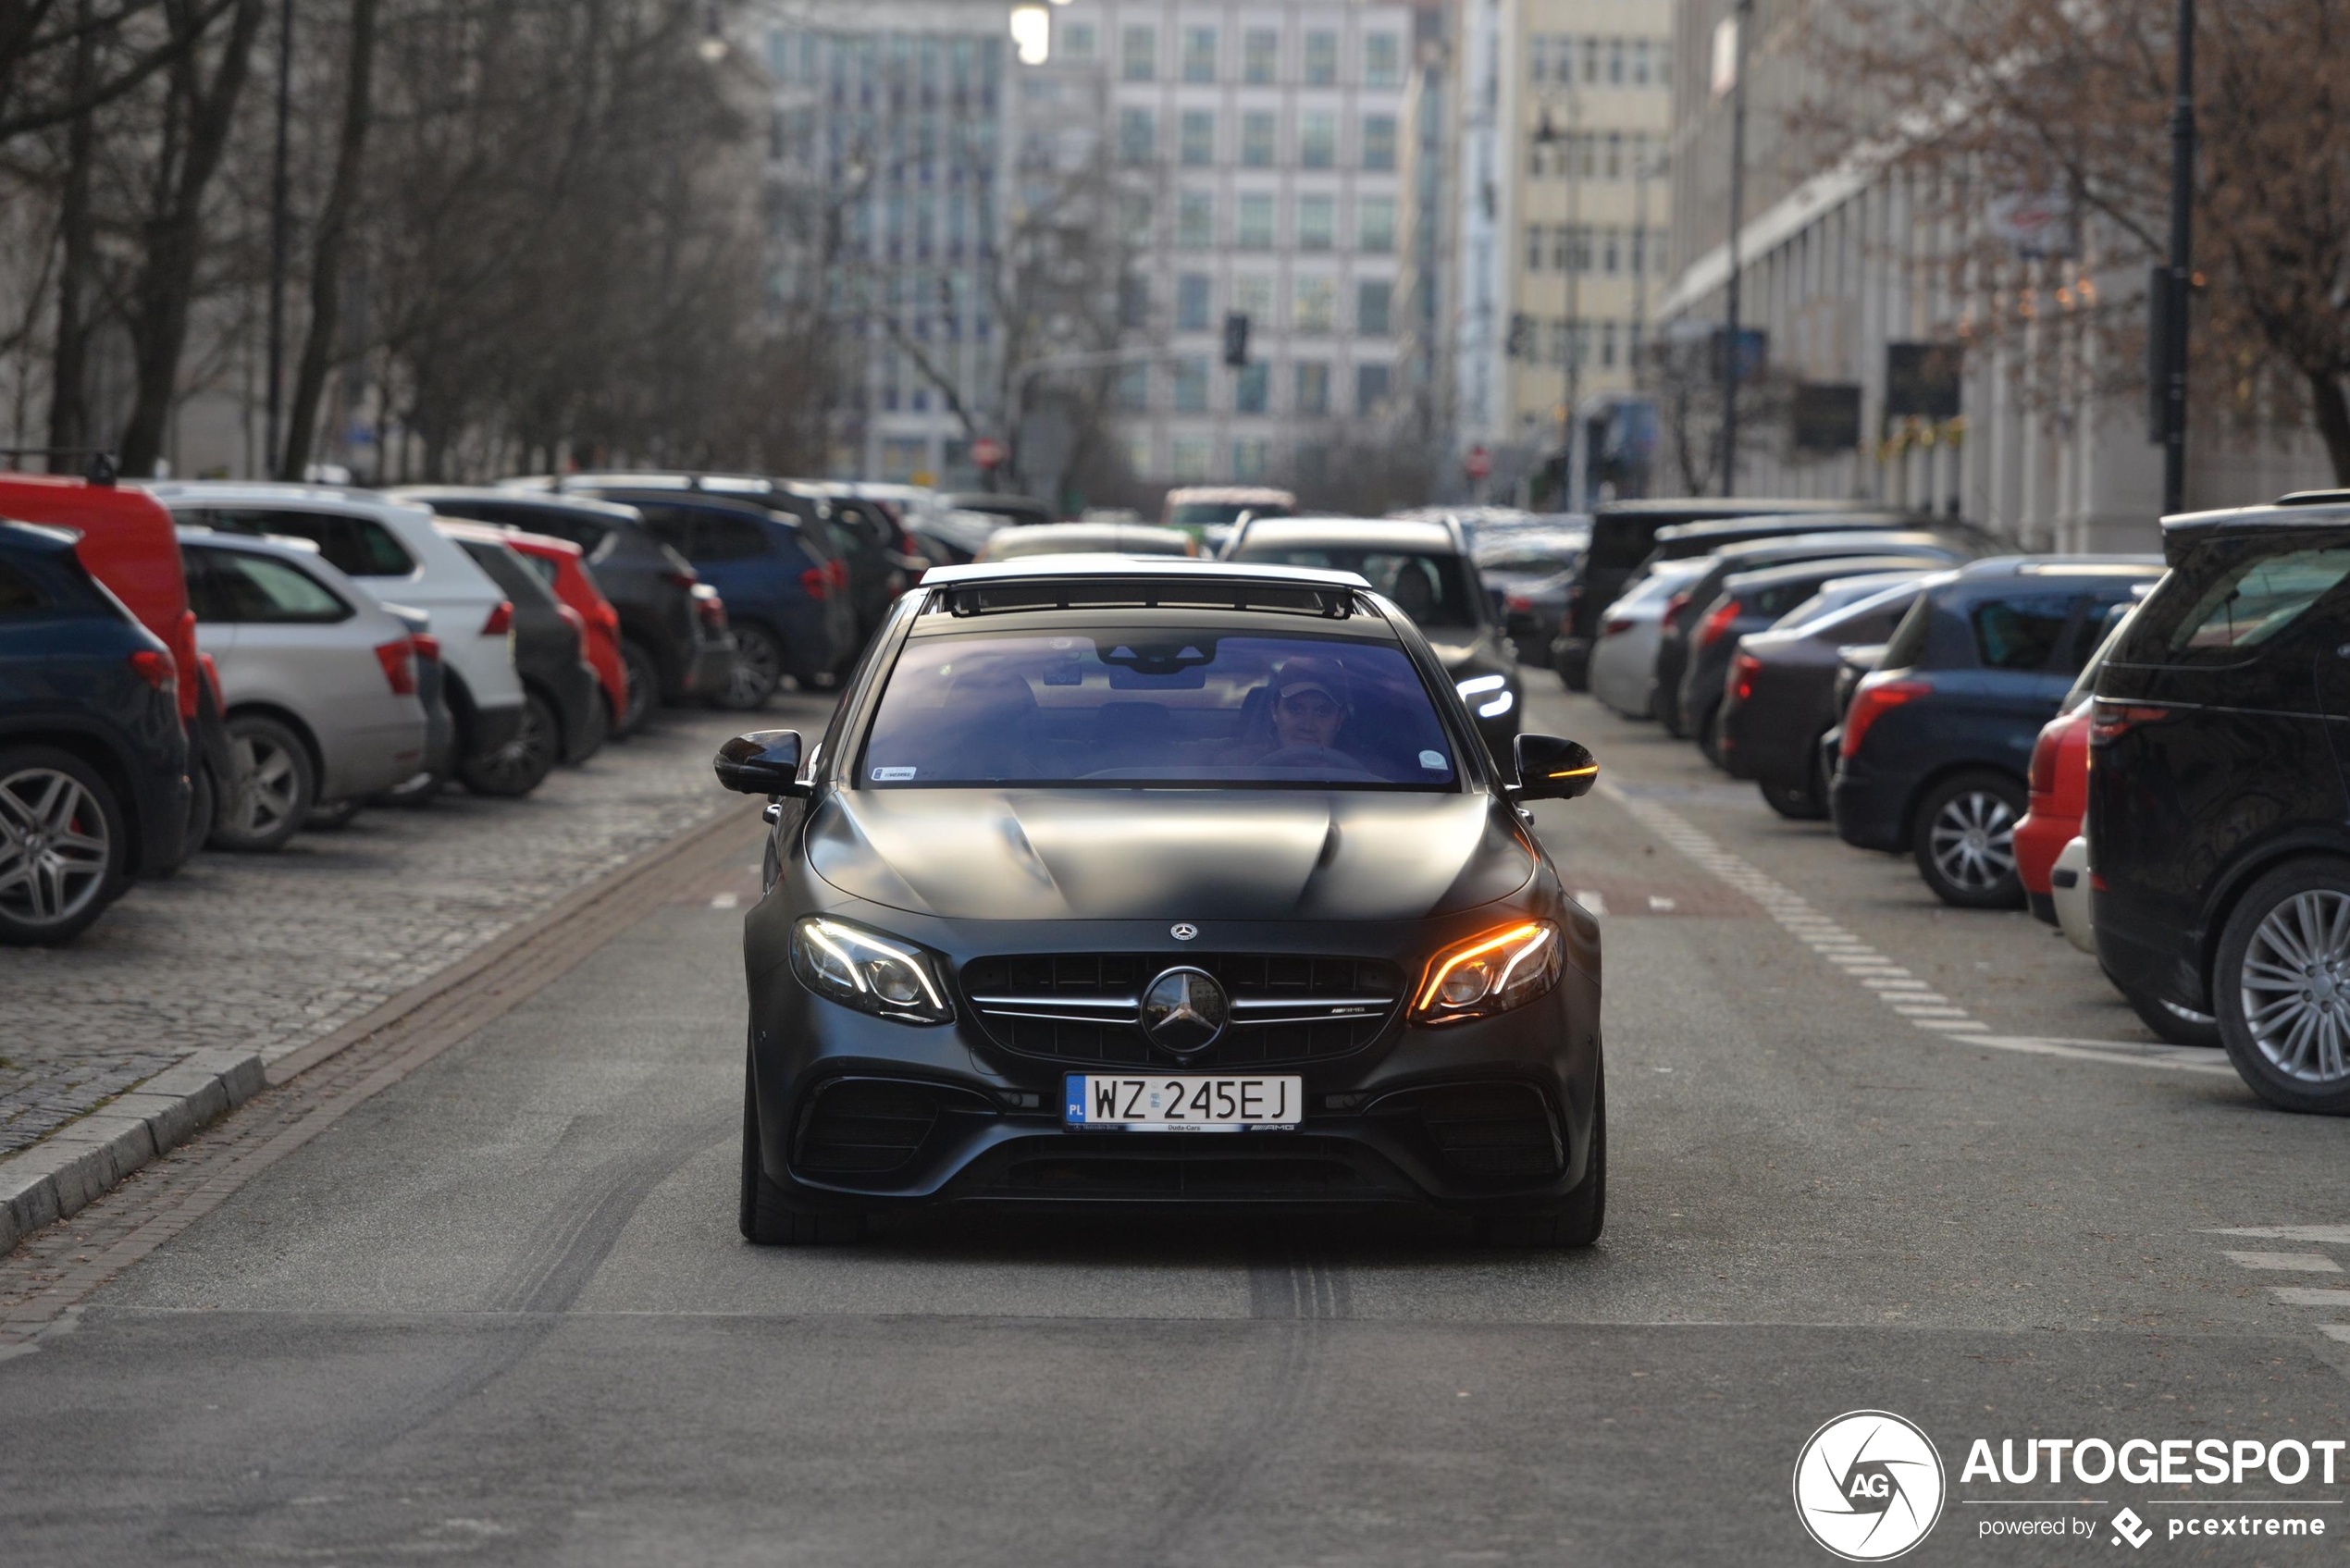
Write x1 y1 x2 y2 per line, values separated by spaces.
2089 493 2350 1110
1475 528 1588 667
1589 559 1712 721
557 481 856 708
811 488 924 639
1833 557 2164 908
497 530 628 741
377 603 452 804
178 530 431 848
975 522 1198 562
1680 558 1941 764
1552 499 1886 690
0 473 226 867
1652 532 1981 736
1222 515 1524 768
2016 599 2141 917
1160 485 1294 538
393 487 731 734
938 491 1052 527
1639 511 1985 569
907 509 1006 566
149 484 527 790
1717 574 1927 818
435 520 603 792
0 520 187 943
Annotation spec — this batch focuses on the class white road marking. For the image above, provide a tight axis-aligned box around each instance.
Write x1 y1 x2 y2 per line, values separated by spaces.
1647 895 1676 912
2270 1289 2350 1307
2211 1226 2350 1245
710 893 739 909
1575 889 1608 916
2223 1252 2344 1273
2324 1327 2350 1344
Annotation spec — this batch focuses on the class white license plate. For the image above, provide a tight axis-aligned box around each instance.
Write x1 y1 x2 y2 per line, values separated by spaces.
1064 1074 1303 1132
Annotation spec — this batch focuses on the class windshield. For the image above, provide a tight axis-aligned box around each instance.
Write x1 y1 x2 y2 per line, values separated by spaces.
860 632 1460 789
1172 500 1288 526
1234 548 1479 628
1476 538 1583 574
1774 579 1923 636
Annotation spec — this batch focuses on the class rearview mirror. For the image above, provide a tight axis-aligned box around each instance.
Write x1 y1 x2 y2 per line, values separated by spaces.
1512 734 1598 801
714 729 806 796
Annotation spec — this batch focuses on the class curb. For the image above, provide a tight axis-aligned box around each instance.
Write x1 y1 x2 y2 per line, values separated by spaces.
0 1049 266 1256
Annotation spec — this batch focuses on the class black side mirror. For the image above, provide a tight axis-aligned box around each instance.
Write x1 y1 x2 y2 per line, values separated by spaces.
1512 734 1598 801
714 729 806 796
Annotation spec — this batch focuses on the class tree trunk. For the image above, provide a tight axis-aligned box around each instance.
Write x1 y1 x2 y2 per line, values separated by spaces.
116 0 265 478
2310 371 2350 488
278 0 377 478
43 0 93 467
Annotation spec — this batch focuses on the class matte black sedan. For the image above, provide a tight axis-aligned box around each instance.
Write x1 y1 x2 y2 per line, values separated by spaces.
717 558 1606 1245
2092 492 2350 1112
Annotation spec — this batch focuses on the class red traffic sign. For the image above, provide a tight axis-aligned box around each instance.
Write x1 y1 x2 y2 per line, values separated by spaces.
1464 445 1492 481
971 438 1007 470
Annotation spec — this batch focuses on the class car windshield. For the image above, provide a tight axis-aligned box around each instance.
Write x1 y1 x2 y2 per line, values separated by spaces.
1476 537 1582 574
1775 579 1922 636
1234 548 1479 628
860 631 1460 789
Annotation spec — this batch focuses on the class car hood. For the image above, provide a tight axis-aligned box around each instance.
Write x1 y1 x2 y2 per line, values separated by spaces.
806 787 1537 921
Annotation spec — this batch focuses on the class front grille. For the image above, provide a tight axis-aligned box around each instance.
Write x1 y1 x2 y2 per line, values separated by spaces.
959 952 1402 1067
1380 1082 1564 1181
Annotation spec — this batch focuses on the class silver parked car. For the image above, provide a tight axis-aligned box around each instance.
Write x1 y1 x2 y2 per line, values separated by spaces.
1588 557 1710 720
179 529 432 851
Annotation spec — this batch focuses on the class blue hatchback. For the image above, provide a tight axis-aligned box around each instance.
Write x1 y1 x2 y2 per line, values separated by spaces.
0 520 189 944
1830 557 2161 908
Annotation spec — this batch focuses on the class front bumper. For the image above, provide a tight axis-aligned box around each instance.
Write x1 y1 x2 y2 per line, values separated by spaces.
744 896 1602 1220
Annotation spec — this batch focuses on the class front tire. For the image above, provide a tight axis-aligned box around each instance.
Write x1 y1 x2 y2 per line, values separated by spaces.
740 1048 866 1245
2214 859 2350 1113
618 638 661 734
2121 982 2221 1048
213 715 315 853
1911 770 2027 909
0 745 128 945
1476 1061 1604 1249
717 623 783 711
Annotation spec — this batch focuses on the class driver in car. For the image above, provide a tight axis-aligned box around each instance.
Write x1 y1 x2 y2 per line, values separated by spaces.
1257 655 1356 763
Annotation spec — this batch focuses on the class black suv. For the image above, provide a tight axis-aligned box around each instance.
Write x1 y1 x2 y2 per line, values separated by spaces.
1833 557 2162 907
2092 493 2350 1113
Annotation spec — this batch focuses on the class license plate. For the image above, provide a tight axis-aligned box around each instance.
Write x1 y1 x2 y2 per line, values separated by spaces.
1063 1074 1303 1132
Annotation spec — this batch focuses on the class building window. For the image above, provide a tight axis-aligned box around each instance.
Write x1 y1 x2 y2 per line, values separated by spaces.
1177 190 1215 248
1119 191 1153 244
1296 195 1334 252
1171 357 1209 412
1601 320 1619 367
1233 273 1275 326
1294 276 1335 333
1176 272 1212 331
1182 26 1217 82
1355 364 1391 414
1243 27 1278 83
1241 111 1276 167
1628 227 1646 279
1364 31 1402 88
1232 437 1270 479
1180 109 1215 167
1234 364 1269 414
1295 360 1330 415
1630 37 1650 84
1119 107 1155 166
1361 115 1397 171
1584 35 1602 83
1236 192 1275 250
1526 224 1545 271
1121 24 1156 80
1358 196 1396 253
1602 228 1620 275
1170 434 1212 479
1300 110 1335 169
1357 279 1392 336
1607 37 1625 83
1119 274 1150 329
1115 363 1149 411
1061 21 1095 60
1530 34 1549 84
1303 29 1337 85
1604 131 1622 179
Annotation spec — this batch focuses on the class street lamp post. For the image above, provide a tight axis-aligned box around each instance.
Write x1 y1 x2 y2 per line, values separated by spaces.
265 0 293 476
2159 0 2195 514
1534 83 1581 510
1720 0 1751 499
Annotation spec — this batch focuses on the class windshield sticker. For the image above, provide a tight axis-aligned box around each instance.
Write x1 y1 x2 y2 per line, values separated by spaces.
1420 750 1448 770
872 766 918 781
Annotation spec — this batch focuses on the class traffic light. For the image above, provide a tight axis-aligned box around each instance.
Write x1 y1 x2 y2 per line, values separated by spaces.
1222 312 1250 368
1505 314 1533 359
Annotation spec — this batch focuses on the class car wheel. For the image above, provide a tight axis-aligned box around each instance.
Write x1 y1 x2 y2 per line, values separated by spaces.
1695 700 1725 767
1762 779 1826 821
1476 1060 1604 1249
2213 860 2350 1113
307 797 363 831
1658 695 1688 739
0 746 128 945
213 715 315 853
2119 982 2221 1048
576 685 610 759
458 690 557 798
740 1045 865 1245
717 624 782 710
184 757 216 854
1911 771 2026 909
618 638 661 734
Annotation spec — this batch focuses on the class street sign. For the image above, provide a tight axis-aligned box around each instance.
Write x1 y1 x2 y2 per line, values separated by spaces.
970 437 1007 471
1464 445 1492 482
1792 384 1863 452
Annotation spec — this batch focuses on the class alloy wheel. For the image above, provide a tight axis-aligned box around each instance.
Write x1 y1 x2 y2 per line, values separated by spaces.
724 627 781 709
229 733 303 839
1928 790 2017 892
2239 890 2350 1084
0 766 111 931
473 699 553 794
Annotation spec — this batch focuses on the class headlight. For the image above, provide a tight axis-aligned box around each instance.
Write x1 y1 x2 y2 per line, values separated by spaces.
1455 673 1515 720
1412 920 1563 1024
791 916 954 1023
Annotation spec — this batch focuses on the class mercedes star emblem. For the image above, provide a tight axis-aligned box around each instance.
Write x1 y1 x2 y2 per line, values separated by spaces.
1170 922 1199 941
1140 966 1229 1055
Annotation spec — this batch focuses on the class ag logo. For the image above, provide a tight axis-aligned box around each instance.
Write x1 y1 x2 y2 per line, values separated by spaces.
1792 1411 1946 1561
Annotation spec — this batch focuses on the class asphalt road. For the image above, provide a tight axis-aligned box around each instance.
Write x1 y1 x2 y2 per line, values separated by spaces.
7 683 2350 1566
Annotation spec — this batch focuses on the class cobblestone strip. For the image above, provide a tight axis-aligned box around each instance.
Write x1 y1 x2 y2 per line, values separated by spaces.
0 797 761 1348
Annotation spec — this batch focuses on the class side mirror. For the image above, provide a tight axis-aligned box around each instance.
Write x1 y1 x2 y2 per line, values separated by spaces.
1512 734 1598 801
714 729 806 796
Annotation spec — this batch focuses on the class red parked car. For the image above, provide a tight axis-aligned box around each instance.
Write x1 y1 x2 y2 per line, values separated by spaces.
500 530 629 735
2016 703 2090 924
0 471 225 863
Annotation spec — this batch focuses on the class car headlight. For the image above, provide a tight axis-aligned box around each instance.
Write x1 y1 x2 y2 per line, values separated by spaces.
792 916 954 1023
1411 920 1563 1024
1455 673 1515 720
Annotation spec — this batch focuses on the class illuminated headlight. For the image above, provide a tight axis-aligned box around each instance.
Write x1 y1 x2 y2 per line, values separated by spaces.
1412 920 1563 1024
792 916 953 1023
1478 688 1515 719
